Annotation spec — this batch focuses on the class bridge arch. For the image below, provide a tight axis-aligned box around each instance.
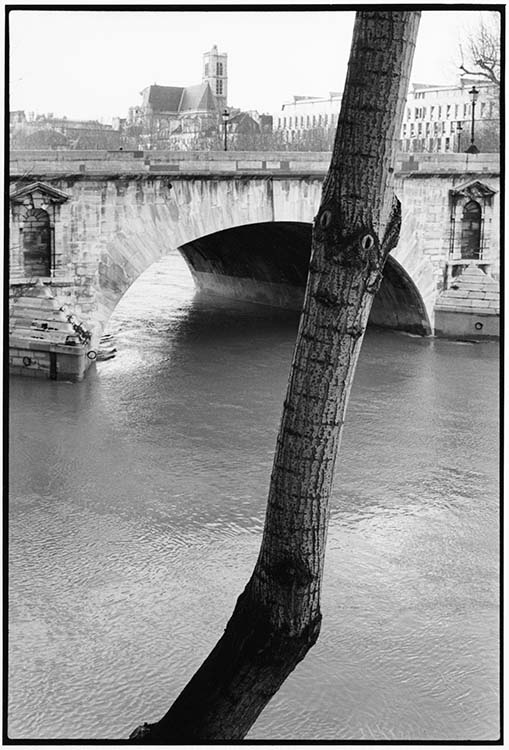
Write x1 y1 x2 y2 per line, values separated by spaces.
178 222 431 335
99 218 431 338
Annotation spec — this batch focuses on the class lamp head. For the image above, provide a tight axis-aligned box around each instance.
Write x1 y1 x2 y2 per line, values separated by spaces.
469 86 479 103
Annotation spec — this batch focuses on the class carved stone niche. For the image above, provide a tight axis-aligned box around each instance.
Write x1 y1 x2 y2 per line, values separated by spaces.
448 179 497 269
450 178 496 207
10 182 69 279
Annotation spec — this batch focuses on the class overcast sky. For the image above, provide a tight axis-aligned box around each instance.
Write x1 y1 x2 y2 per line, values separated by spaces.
9 7 491 122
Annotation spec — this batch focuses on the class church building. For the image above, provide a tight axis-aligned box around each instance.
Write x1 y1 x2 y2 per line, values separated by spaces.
128 45 228 147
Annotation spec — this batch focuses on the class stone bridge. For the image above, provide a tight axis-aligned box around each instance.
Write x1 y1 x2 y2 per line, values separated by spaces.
9 150 500 349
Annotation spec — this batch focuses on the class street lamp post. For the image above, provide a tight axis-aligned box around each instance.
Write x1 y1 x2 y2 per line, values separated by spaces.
456 120 463 152
466 86 479 154
221 109 229 151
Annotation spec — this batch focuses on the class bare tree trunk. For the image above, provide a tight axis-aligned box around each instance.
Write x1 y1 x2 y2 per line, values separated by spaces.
130 10 420 742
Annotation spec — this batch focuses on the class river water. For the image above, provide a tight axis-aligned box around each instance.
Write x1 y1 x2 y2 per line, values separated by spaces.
9 253 499 741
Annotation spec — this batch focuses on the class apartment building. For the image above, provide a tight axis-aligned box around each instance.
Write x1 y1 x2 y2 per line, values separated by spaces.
274 77 499 152
273 93 342 143
401 78 499 153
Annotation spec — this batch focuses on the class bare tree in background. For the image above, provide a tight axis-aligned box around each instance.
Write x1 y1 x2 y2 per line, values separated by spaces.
460 10 501 86
130 10 421 743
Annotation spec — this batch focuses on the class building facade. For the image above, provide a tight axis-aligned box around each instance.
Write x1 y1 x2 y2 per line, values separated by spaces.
273 77 499 153
273 93 341 144
401 78 499 153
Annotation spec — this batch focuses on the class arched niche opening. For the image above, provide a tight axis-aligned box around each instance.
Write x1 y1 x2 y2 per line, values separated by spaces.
21 208 52 277
460 199 482 259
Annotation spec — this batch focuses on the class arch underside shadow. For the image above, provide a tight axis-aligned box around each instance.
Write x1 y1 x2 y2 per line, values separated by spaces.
179 222 431 335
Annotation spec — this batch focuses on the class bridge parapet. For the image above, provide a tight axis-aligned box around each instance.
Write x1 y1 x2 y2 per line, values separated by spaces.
10 150 499 178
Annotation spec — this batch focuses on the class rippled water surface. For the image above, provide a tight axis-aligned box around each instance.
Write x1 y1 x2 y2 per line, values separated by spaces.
9 253 499 741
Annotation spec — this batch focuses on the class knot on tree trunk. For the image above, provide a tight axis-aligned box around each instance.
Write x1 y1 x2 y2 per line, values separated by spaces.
264 555 315 591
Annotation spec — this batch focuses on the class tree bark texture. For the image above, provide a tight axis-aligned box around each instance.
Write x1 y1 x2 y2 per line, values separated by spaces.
130 11 420 743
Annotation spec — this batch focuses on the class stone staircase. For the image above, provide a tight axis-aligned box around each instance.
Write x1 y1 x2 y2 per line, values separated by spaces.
434 264 499 339
9 279 93 380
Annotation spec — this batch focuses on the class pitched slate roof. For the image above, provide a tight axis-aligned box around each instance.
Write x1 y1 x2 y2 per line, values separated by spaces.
147 85 185 113
179 83 218 113
144 82 218 114
228 112 259 133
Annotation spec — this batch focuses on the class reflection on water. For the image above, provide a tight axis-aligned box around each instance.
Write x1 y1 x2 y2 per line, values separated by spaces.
9 253 499 740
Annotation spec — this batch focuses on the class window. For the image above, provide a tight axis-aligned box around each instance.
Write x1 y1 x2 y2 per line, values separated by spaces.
445 137 450 151
407 108 411 120
438 105 442 119
204 63 209 77
306 115 310 127
418 122 422 135
426 122 431 135
446 105 451 118
455 104 459 118
481 102 487 117
430 106 435 120
415 107 419 119
463 103 468 117
402 123 407 136
216 80 223 95
217 62 223 76
461 200 482 259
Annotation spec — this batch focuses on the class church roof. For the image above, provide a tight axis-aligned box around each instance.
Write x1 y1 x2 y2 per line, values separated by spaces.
147 85 185 113
180 82 218 112
144 82 218 114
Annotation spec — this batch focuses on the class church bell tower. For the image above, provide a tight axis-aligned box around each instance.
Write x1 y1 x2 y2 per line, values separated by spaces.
203 45 228 111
